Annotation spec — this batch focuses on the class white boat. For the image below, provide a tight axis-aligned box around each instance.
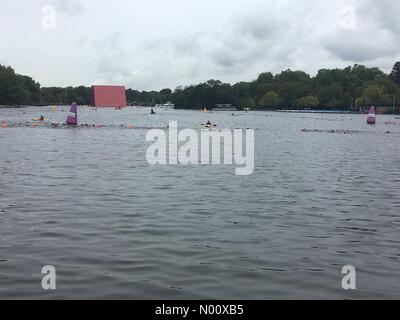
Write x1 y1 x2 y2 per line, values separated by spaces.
155 102 175 110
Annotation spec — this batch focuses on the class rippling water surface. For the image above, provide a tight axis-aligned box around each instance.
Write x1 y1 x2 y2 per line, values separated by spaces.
1 106 399 299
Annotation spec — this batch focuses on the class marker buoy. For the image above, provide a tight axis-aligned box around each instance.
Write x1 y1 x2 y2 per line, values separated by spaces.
367 106 376 125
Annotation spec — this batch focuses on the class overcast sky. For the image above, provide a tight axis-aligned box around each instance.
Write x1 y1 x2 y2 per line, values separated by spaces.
0 0 399 90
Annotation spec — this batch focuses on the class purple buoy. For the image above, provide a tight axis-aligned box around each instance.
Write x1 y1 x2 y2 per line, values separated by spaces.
66 102 78 126
367 106 376 125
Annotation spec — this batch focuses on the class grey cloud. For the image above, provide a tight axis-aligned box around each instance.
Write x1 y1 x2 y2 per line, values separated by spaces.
324 0 400 63
237 18 281 41
172 35 201 56
138 3 303 75
2 0 399 90
325 30 398 62
204 4 307 73
357 0 400 32
234 7 291 41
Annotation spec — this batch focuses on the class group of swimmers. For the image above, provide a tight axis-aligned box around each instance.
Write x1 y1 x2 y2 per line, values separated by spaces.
2 121 38 128
2 108 221 129
301 129 362 134
384 121 400 125
0 121 139 129
50 123 138 129
301 128 393 134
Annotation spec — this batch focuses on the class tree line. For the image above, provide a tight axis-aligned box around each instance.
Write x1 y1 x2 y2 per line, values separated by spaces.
1 62 400 111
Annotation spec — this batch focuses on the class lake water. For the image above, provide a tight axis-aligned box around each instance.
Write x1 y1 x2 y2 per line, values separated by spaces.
0 106 399 299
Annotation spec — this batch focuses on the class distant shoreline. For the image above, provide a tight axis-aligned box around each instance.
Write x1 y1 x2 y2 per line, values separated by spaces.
274 110 354 114
0 105 372 114
2 104 399 115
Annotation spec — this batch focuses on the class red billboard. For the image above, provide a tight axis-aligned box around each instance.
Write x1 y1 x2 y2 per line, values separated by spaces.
90 85 127 108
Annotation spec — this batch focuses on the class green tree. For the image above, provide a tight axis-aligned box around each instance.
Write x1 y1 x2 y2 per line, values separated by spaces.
389 62 400 86
316 84 343 108
298 96 319 108
159 88 173 103
258 91 281 108
361 85 384 105
0 65 40 105
232 82 252 100
3 62 400 110
275 69 310 82
257 72 274 83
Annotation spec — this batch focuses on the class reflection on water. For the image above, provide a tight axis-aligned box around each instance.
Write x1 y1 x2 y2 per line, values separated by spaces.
0 106 400 299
